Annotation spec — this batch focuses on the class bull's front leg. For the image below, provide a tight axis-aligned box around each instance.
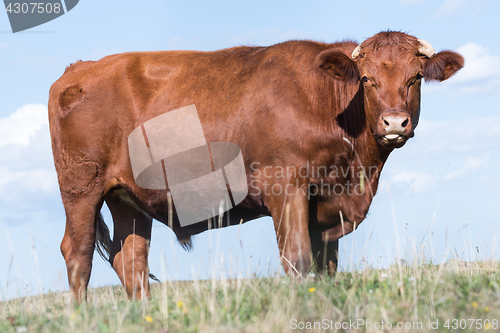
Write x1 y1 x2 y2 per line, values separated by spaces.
266 179 312 277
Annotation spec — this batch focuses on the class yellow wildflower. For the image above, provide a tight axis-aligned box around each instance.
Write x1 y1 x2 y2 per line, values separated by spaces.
177 300 184 308
308 287 316 293
485 322 491 330
471 301 478 308
144 315 153 323
484 306 490 312
70 309 81 320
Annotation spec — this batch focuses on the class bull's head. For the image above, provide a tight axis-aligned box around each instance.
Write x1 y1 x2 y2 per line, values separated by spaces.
317 31 464 149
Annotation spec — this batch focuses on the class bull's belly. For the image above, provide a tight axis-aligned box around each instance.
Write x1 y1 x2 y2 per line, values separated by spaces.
162 204 270 237
110 186 270 236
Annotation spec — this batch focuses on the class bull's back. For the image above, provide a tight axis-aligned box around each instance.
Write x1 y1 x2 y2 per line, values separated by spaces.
48 47 271 195
49 46 267 133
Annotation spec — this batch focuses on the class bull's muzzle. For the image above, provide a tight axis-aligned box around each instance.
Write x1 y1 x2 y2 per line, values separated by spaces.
376 111 414 148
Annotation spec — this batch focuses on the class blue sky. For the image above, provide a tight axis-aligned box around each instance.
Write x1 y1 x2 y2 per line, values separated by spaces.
1 0 499 300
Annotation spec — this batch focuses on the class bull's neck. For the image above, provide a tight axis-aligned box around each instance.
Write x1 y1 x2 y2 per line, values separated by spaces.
351 130 391 193
330 84 393 206
306 71 393 192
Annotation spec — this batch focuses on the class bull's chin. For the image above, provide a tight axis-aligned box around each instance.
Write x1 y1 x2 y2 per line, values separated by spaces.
375 134 408 149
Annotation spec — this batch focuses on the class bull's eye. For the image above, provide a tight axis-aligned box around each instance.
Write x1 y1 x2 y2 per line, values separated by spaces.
361 76 369 83
409 73 424 86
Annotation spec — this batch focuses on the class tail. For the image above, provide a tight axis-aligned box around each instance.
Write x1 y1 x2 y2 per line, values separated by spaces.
95 213 160 282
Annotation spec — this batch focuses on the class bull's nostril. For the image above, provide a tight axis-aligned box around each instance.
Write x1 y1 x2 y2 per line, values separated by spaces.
401 118 409 128
384 119 390 126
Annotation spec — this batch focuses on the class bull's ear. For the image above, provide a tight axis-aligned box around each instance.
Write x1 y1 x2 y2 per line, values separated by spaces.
316 50 360 83
423 50 464 82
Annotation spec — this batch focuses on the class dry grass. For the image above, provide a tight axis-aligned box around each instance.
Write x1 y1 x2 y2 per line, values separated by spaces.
1 259 499 333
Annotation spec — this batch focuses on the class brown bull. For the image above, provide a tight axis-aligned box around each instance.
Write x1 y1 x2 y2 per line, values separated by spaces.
48 31 463 302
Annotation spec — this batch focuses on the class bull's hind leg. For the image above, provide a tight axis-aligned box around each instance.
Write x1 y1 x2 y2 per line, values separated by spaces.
106 192 152 300
60 193 103 303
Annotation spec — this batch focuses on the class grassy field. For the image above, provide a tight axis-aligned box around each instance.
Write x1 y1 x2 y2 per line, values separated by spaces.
1 260 499 333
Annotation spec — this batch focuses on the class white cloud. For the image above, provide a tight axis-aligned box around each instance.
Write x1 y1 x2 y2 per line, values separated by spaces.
0 104 48 148
384 116 498 193
452 43 500 92
0 168 56 195
0 104 58 200
431 0 490 18
423 41 500 94
444 157 483 181
378 111 500 201
432 0 469 18
411 118 500 155
389 171 438 193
